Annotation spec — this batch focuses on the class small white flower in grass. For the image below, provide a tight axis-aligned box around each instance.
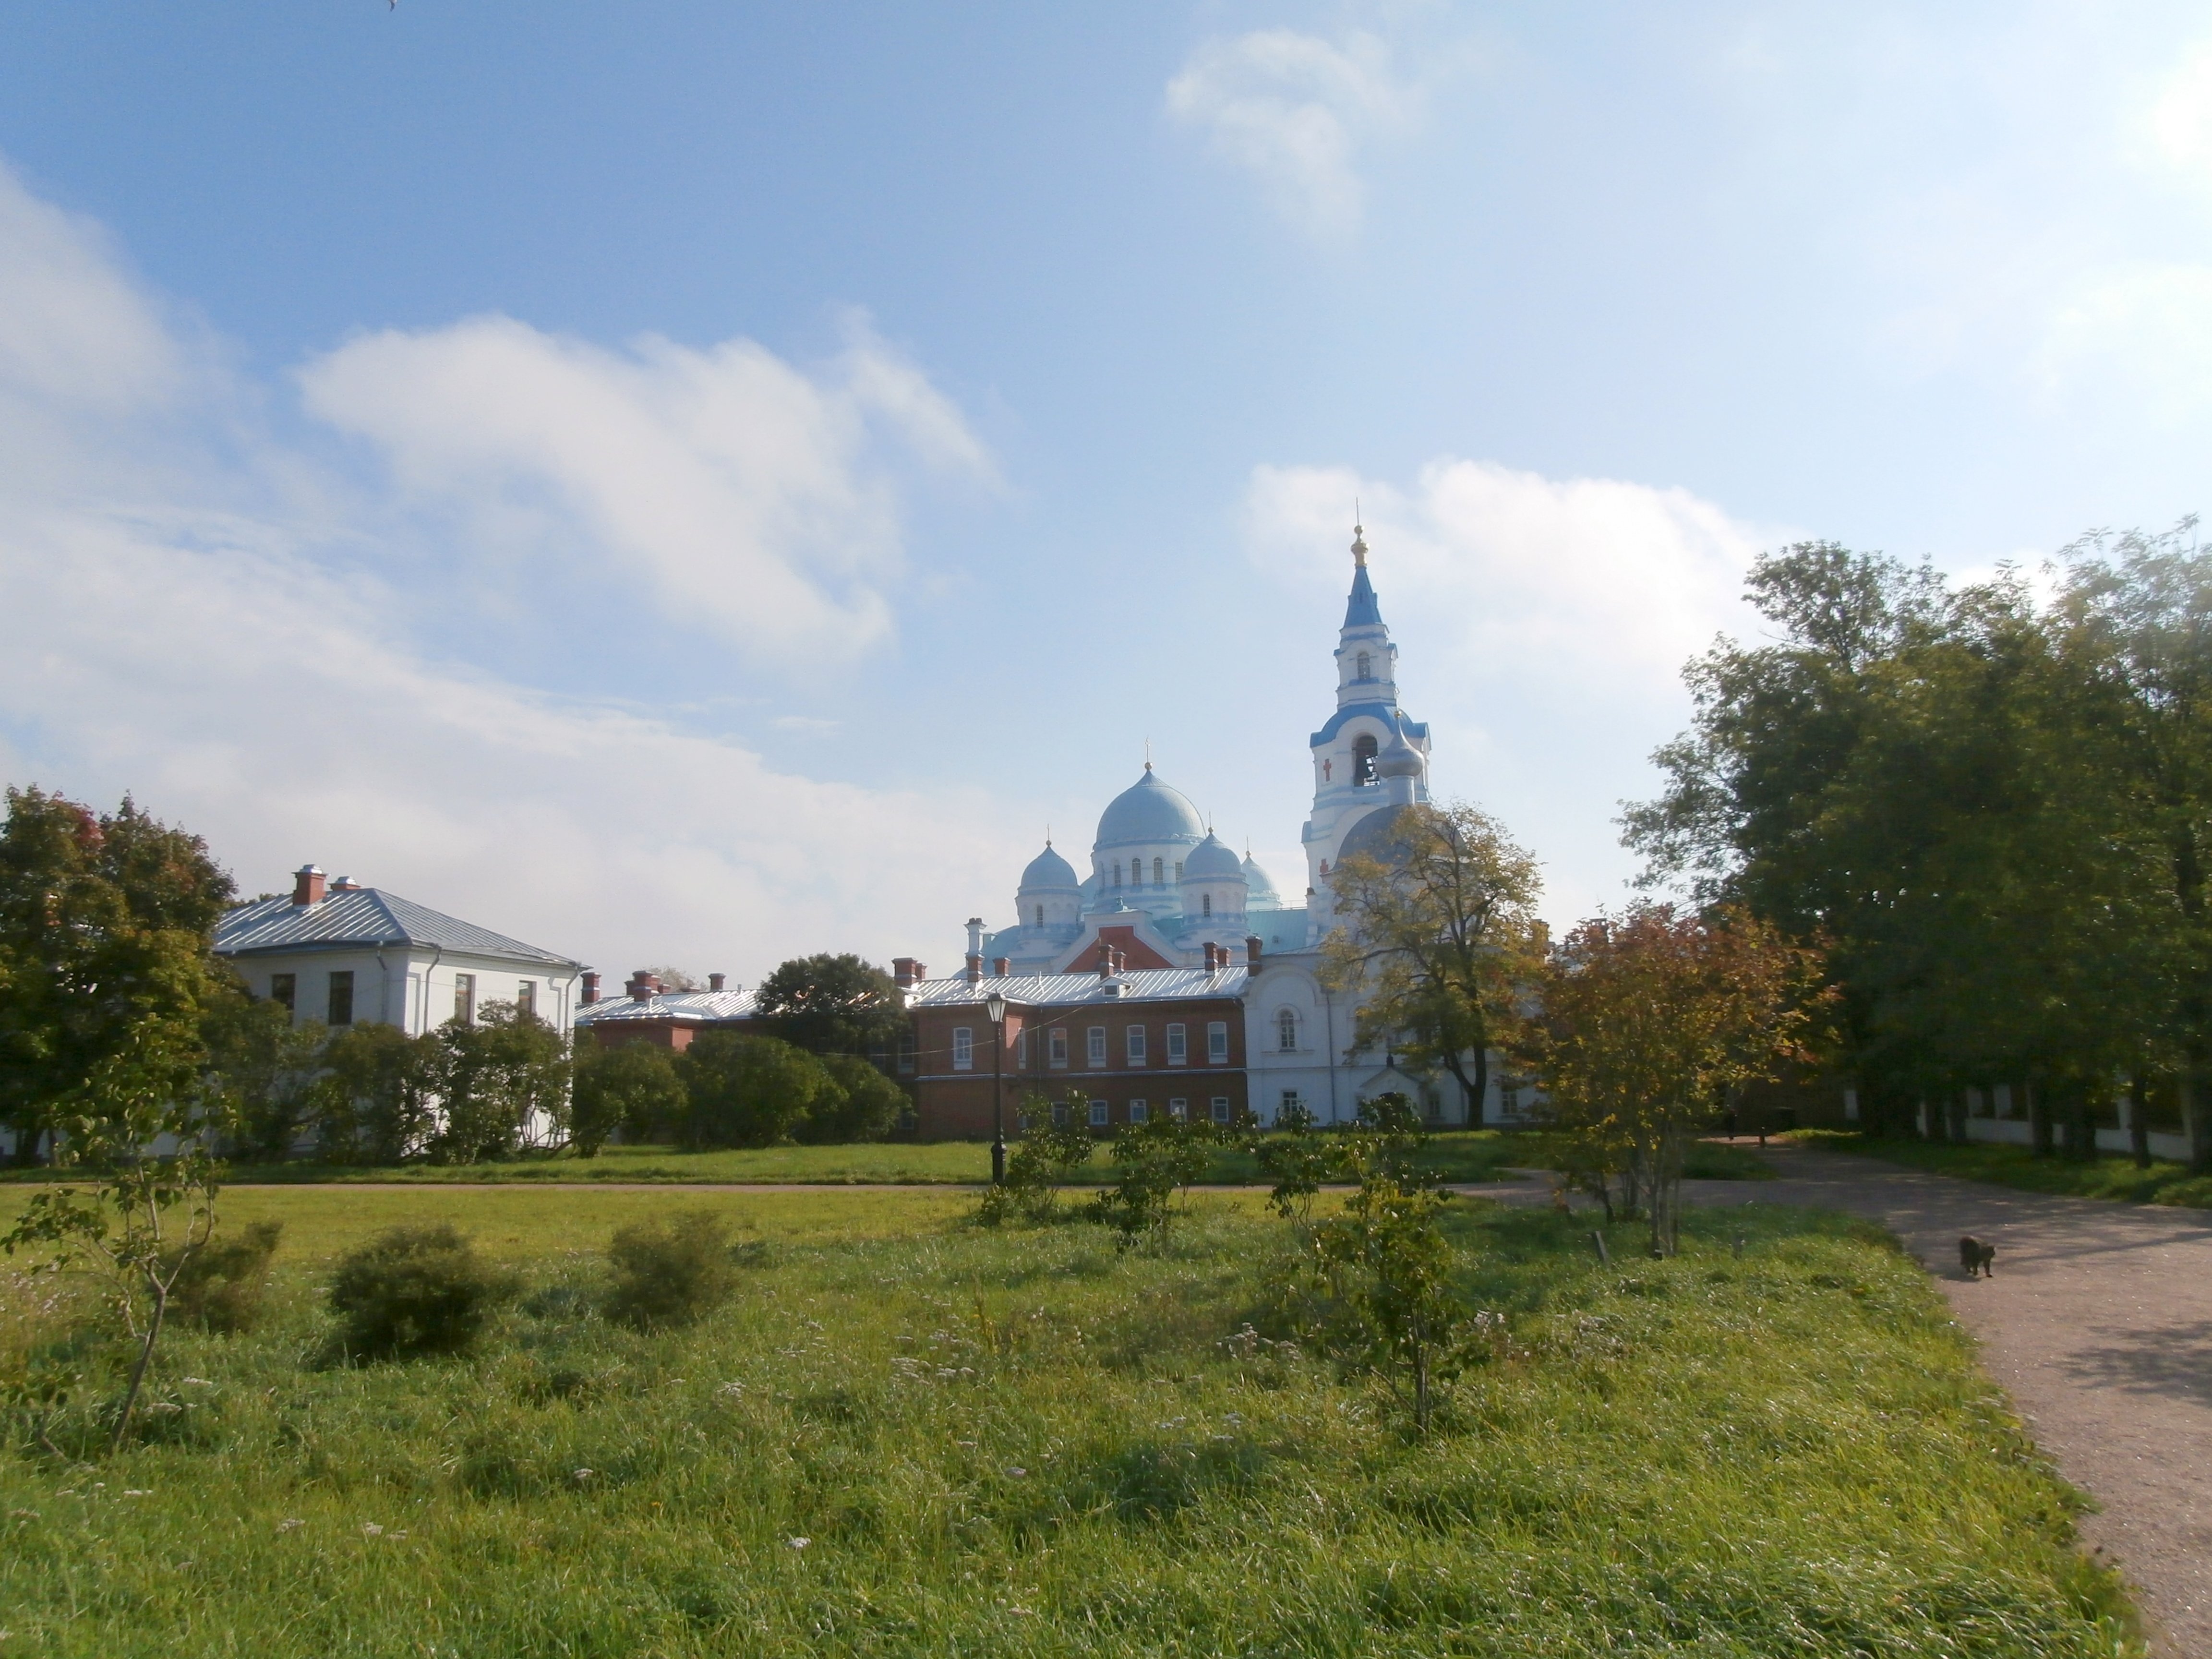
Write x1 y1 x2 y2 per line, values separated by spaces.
180 1377 213 1387
717 1382 744 1397
7 1510 37 1520
277 1518 304 1533
573 1468 595 1483
787 1536 811 1551
361 1523 384 1537
121 1490 150 1498
389 1531 408 1540
1006 1467 1027 1479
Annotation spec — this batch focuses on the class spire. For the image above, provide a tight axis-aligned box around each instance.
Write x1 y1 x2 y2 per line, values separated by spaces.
1343 522 1382 628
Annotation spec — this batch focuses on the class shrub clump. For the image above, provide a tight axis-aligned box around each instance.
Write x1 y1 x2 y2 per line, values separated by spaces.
604 1209 738 1329
167 1220 284 1334
326 1224 515 1357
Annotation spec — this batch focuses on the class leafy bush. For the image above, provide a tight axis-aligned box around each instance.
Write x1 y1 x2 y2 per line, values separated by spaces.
679 1032 834 1147
326 1224 515 1358
1090 1112 1216 1242
603 1210 737 1329
795 1054 907 1143
977 1104 1096 1224
570 1039 686 1154
167 1220 283 1334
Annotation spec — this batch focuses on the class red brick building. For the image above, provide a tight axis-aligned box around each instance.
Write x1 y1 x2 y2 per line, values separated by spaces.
572 968 759 1051
900 956 1250 1138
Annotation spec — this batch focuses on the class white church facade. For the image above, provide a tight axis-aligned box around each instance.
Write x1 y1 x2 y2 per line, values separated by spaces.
953 527 1522 1128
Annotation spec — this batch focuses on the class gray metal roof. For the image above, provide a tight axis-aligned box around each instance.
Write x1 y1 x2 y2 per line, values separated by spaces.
215 890 579 968
574 988 761 1026
909 966 1248 1009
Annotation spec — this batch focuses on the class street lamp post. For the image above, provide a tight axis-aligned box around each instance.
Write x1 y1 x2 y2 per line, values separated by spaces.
985 989 1009 1185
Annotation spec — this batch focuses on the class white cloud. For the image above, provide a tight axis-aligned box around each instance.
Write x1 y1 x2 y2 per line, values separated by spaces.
2151 42 2212 178
0 157 1025 977
1166 29 1414 236
2037 262 2212 418
297 313 993 661
1246 457 1772 695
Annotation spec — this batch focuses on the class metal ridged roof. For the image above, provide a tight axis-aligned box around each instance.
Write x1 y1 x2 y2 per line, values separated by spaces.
574 988 761 1025
215 890 578 967
908 967 1248 1008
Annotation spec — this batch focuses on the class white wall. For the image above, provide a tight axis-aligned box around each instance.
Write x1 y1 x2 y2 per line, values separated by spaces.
231 948 578 1037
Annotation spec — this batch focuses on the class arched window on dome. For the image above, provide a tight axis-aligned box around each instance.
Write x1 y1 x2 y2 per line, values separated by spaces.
1352 733 1379 783
1153 857 1165 885
1112 862 1122 888
1034 903 1044 926
1277 1009 1298 1052
1202 893 1212 917
1356 650 1371 680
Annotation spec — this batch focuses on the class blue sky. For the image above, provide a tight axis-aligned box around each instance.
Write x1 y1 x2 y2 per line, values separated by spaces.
1 1 2208 980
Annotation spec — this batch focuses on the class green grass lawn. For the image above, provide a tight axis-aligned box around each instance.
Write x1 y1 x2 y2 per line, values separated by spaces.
0 1130 1774 1189
1796 1129 2212 1209
0 1184 2131 1657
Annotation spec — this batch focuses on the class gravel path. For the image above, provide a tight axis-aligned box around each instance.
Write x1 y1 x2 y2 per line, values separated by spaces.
1465 1145 2212 1656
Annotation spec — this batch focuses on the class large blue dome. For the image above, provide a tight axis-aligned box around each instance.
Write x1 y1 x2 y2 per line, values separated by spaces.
1019 842 1079 890
1094 768 1205 848
1241 854 1281 904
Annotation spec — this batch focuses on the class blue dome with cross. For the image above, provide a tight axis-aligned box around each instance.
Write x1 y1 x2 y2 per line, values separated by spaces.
1094 766 1205 849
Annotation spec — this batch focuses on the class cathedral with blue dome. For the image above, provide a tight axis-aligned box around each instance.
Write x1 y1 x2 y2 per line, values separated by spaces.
982 522 1432 977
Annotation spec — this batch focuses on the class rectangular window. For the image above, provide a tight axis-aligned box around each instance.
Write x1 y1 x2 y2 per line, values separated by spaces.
1166 1022 1187 1064
1129 1099 1149 1124
1423 1084 1443 1121
1206 1021 1229 1063
1210 1097 1232 1125
898 1032 917 1075
1048 1028 1069 1069
269 973 296 1013
1052 1100 1070 1128
517 980 536 1019
1167 1097 1188 1120
952 1027 974 1070
453 973 476 1025
1126 1025 1147 1066
1280 1089 1302 1116
1089 1098 1110 1128
1086 1026 1107 1067
327 970 354 1027
1016 1030 1028 1068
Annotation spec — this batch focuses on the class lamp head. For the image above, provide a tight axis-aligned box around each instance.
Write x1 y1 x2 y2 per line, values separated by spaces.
984 990 1008 1026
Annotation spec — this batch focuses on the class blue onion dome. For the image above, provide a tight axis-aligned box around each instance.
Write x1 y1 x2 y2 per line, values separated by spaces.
1241 854 1281 904
1182 832 1243 880
1094 766 1205 847
1019 842 1079 891
1375 723 1424 780
1336 804 1419 867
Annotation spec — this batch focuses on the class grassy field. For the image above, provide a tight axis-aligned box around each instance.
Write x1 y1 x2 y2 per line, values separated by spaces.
1798 1130 2212 1209
0 1131 1777 1189
0 1183 2132 1657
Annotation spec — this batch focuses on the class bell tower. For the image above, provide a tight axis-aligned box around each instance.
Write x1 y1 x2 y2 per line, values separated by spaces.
1298 524 1431 938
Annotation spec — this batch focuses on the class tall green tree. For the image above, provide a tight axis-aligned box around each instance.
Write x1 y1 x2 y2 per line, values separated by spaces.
2054 519 2212 1169
1624 545 2164 1142
199 974 328 1159
308 1022 439 1163
0 788 235 1165
1320 801 1543 1113
752 953 906 1060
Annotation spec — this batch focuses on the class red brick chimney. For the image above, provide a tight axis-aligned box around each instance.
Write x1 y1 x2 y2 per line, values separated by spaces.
290 864 326 906
627 970 654 1002
580 971 601 1005
1246 936 1262 971
1202 942 1218 972
708 973 726 992
1097 941 1114 978
991 956 1010 977
330 875 362 893
965 955 983 984
893 957 917 989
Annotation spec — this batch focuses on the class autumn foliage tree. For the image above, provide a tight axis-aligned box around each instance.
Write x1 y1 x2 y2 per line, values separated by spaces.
1321 802 1544 1111
1535 903 1826 1256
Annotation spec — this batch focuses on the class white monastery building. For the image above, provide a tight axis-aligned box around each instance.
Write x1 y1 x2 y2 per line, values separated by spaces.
215 866 583 1039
